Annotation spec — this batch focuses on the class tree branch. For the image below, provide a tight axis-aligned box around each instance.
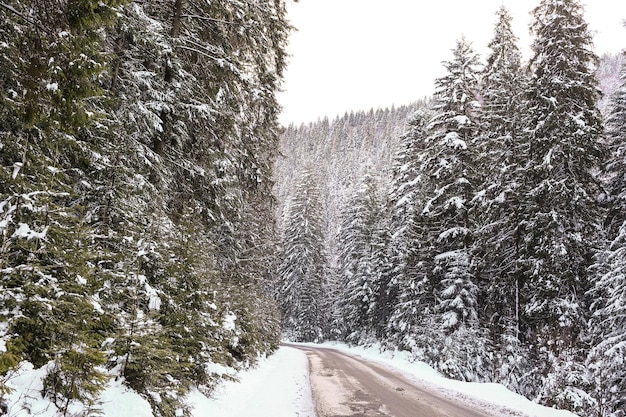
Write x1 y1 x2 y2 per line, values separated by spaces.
0 2 53 34
181 14 237 25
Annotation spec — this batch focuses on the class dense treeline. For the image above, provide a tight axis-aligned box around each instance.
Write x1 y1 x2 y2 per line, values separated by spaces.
0 0 289 415
274 2 626 415
275 103 422 338
276 103 422 264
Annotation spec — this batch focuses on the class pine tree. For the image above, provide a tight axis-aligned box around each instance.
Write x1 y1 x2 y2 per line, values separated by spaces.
0 0 124 411
277 171 328 342
386 110 437 351
603 52 626 241
385 39 488 380
1 0 291 413
587 45 626 417
475 6 530 389
423 38 482 335
418 38 489 382
480 7 526 136
102 1 289 413
365 203 392 341
336 174 388 343
588 224 626 417
519 0 606 410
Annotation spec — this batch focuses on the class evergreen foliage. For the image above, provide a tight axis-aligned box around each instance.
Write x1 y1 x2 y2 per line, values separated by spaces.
475 6 530 391
336 175 389 343
404 39 489 382
0 0 125 411
1 0 290 414
423 38 482 337
1 0 625 415
518 0 605 410
386 110 435 351
587 43 626 417
277 170 328 342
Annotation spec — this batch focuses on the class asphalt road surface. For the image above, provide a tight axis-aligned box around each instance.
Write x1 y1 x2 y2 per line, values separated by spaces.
287 344 503 417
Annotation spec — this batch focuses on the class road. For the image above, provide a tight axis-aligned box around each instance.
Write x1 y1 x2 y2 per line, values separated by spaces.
287 344 501 417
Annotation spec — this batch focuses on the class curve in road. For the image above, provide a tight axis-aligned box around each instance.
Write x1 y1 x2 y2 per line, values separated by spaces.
287 344 500 417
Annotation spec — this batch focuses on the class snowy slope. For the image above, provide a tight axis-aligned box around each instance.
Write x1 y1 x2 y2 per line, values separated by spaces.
4 361 154 417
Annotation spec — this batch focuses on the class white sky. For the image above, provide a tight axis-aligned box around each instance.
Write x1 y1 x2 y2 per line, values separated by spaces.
278 1 626 125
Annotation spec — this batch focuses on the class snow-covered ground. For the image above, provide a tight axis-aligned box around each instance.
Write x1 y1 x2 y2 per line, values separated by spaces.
3 361 156 417
3 342 577 417
3 347 315 417
188 346 315 417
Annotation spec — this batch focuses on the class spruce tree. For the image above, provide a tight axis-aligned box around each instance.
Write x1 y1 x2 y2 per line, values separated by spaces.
386 39 488 381
1 0 291 413
277 170 328 342
386 110 437 351
476 6 530 389
0 0 124 411
420 38 489 382
588 224 626 417
603 51 626 241
587 44 626 417
365 203 392 341
337 174 388 343
423 38 482 335
104 1 289 413
520 0 606 410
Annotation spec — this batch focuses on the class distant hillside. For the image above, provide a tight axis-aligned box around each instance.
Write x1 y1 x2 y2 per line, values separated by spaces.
274 102 426 263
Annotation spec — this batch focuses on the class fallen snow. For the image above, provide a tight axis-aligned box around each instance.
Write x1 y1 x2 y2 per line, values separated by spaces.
100 378 154 417
4 348 313 417
189 346 315 417
11 223 48 241
192 341 579 417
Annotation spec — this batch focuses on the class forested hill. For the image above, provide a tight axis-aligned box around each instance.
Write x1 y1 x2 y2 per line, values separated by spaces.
274 103 426 263
0 1 289 416
273 3 626 416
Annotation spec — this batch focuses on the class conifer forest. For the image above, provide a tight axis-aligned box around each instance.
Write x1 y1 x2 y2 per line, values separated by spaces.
1 0 626 416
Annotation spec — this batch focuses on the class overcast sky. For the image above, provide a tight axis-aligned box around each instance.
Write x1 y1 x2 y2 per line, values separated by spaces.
277 1 626 125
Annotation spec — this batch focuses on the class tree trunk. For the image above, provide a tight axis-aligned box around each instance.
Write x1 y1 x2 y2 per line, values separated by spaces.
171 0 184 38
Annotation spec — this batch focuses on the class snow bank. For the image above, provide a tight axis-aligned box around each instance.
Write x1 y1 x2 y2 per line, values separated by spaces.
4 361 56 417
4 362 154 417
189 346 315 417
302 341 578 417
3 347 313 417
100 378 154 417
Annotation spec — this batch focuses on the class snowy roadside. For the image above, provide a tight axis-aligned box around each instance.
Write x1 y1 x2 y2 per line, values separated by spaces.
188 346 315 417
296 341 578 417
3 347 315 417
98 346 317 417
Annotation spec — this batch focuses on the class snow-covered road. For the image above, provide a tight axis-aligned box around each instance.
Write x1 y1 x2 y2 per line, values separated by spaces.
293 344 498 416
